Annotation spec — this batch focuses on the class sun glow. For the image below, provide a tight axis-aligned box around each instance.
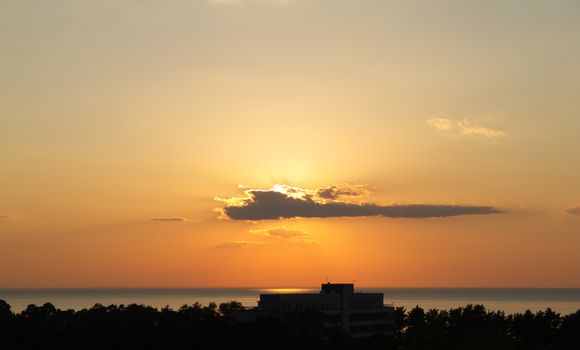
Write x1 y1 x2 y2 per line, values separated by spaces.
258 288 316 294
272 184 287 194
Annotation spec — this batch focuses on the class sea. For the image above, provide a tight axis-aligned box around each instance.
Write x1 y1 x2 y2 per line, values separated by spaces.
1 288 579 315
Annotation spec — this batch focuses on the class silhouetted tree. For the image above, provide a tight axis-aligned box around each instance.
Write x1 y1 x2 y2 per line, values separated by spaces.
507 308 566 350
0 299 12 321
393 306 406 334
218 300 244 316
0 298 578 350
408 305 426 329
425 308 448 331
559 310 580 350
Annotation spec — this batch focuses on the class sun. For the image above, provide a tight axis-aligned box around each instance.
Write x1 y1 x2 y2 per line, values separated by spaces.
272 184 287 194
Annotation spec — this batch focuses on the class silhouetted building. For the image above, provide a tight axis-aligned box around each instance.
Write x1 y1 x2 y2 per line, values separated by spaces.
233 283 394 337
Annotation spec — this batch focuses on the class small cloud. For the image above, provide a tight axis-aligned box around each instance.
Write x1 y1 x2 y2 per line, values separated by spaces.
428 117 506 138
458 120 506 138
250 226 318 244
0 215 6 219
315 184 370 201
217 184 502 220
215 241 262 248
567 207 580 216
150 217 188 222
249 226 307 239
427 118 454 132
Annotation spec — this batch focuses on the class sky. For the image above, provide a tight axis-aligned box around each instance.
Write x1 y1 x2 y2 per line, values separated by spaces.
1 0 580 288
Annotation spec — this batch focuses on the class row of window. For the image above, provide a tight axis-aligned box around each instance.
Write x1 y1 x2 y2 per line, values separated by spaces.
280 303 340 310
278 302 382 311
349 302 373 309
350 312 393 321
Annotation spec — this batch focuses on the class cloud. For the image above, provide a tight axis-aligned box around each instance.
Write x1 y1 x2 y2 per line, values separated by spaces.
250 226 308 239
215 241 262 248
0 215 6 219
150 217 188 222
428 118 506 138
427 118 454 131
458 120 507 138
216 185 502 220
567 207 580 216
315 184 370 201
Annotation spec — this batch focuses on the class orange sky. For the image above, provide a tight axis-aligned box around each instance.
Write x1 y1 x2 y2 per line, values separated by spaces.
1 0 580 288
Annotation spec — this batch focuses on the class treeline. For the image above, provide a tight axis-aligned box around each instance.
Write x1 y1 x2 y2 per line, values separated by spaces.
0 299 579 349
395 305 580 350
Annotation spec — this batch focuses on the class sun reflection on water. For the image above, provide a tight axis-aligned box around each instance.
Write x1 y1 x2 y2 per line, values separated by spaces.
257 288 316 294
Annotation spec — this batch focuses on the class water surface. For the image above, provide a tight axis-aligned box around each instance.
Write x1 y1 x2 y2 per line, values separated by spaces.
1 288 579 315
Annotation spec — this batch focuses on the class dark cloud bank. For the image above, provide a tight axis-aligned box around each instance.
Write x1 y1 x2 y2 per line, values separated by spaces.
221 188 502 220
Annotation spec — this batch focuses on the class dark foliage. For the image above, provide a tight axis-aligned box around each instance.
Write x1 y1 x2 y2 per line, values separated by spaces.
0 300 578 350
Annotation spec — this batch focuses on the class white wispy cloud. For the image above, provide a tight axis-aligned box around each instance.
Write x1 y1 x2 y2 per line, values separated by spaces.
427 118 454 132
458 120 507 138
427 118 507 139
